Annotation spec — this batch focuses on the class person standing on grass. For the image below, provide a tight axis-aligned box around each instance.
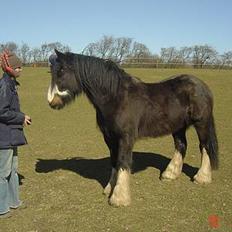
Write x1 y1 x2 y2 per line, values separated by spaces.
0 51 31 218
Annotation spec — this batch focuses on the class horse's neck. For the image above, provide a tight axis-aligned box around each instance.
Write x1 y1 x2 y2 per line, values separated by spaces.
83 77 118 105
76 56 139 111
79 61 119 99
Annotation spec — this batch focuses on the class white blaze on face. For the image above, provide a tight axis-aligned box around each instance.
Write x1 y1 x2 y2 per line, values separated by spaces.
47 84 69 103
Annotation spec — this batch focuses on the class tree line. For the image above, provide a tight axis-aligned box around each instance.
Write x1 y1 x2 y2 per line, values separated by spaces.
82 36 232 69
0 42 71 65
1 36 232 69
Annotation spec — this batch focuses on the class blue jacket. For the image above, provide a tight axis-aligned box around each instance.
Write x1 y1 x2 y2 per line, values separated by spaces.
0 73 27 148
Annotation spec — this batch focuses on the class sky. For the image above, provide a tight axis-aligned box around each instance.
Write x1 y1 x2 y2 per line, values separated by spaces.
1 0 232 54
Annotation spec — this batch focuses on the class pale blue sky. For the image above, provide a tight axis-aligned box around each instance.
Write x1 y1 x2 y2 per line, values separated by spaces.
2 0 232 54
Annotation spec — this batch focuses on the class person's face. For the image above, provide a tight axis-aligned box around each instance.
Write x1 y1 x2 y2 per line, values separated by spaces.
14 67 22 77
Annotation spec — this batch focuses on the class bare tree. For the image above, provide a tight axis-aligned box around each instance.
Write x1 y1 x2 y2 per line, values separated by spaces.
82 36 132 62
95 35 115 58
19 43 31 64
61 45 71 53
82 43 98 56
1 39 231 69
130 42 152 61
38 42 71 61
178 47 193 64
113 37 132 62
31 48 41 62
40 43 51 61
192 45 217 68
160 47 179 64
220 51 232 68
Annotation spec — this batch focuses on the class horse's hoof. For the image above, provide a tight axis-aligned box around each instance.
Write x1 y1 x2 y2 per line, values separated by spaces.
103 184 111 196
108 185 131 207
160 176 175 181
109 195 131 207
161 170 180 181
193 173 212 184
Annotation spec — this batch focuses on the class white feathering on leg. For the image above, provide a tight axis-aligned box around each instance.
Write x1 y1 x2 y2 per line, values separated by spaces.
109 168 131 207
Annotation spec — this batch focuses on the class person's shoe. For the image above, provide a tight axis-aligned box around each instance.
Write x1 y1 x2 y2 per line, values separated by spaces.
10 201 27 210
0 212 12 219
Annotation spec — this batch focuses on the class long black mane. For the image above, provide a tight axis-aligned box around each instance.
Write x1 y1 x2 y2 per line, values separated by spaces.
71 54 136 101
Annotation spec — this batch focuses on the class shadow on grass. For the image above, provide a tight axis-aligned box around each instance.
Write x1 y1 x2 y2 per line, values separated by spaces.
35 152 198 188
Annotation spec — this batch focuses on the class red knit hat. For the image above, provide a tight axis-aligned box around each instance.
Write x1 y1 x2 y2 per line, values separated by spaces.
0 51 22 77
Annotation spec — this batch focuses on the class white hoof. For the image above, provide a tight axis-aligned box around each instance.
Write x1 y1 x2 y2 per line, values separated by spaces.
193 172 212 184
103 183 112 196
161 151 183 181
108 168 131 207
194 148 212 184
161 168 181 181
109 185 131 207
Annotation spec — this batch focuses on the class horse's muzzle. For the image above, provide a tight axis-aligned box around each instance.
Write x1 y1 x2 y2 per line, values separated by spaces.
49 95 64 110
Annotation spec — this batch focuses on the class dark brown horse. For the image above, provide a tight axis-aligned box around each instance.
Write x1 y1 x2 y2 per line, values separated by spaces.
47 50 218 206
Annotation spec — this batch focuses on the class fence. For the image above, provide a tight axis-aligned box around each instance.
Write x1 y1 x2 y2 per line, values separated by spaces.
121 58 232 69
23 60 232 70
24 62 49 67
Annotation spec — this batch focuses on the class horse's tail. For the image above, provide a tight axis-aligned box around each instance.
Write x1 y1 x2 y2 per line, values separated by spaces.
206 115 219 170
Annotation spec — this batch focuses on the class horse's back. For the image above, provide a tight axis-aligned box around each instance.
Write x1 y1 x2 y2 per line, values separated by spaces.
162 74 214 118
134 74 214 137
162 74 211 92
160 74 213 104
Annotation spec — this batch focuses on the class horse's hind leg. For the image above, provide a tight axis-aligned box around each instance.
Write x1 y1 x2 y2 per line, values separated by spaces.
193 147 212 184
161 128 187 181
193 117 218 184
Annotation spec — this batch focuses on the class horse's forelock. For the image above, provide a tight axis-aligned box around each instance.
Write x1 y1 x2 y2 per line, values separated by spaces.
49 54 58 66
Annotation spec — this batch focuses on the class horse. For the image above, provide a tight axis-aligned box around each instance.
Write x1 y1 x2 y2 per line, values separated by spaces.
47 49 218 207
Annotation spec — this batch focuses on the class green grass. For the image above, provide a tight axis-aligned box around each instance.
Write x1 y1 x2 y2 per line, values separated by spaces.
1 68 232 232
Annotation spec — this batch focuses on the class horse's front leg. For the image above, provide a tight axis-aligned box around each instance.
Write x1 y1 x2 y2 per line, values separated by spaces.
102 135 118 196
109 135 133 207
103 167 117 196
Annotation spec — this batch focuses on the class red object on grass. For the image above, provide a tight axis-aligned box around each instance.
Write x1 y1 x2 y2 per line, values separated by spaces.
208 215 220 229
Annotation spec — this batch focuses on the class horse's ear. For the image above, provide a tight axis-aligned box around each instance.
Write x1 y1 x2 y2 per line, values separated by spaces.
55 49 65 60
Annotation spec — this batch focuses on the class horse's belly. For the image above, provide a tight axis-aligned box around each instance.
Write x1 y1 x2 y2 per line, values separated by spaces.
138 115 186 138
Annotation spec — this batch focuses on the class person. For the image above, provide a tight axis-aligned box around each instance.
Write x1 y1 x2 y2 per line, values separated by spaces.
0 51 31 218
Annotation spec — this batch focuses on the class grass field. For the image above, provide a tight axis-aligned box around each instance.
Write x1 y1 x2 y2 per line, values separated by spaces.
0 67 232 232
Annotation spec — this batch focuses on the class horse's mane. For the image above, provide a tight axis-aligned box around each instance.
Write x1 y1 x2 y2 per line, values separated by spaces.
71 53 136 98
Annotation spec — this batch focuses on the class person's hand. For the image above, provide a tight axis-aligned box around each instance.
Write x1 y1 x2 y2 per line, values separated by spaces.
24 115 32 126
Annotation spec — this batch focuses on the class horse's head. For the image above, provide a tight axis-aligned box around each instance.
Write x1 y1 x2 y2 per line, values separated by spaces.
47 49 82 109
